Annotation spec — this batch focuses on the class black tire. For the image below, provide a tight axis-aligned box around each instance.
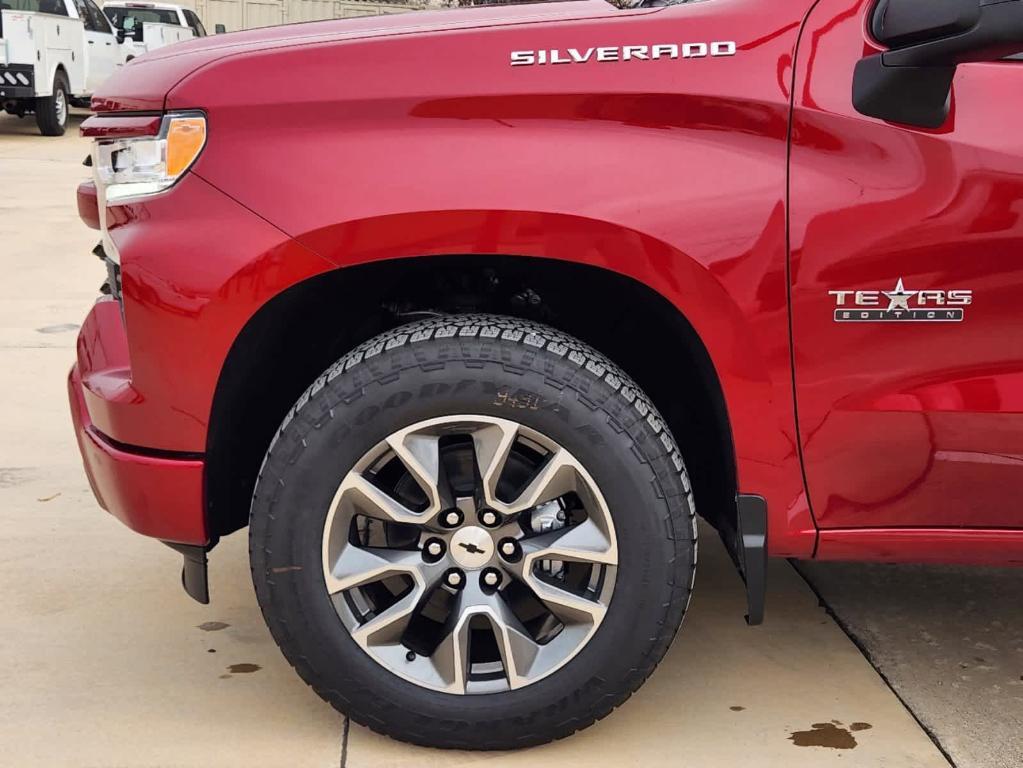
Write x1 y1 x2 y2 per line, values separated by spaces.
35 70 69 136
249 314 697 749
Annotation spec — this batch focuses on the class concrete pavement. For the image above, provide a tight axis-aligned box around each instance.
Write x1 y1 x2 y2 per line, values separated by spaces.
0 113 952 767
799 561 1023 768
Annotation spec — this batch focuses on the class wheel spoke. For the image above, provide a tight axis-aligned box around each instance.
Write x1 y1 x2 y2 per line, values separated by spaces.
486 593 541 689
325 544 425 594
430 593 474 693
515 519 614 626
520 518 617 567
327 545 448 652
338 472 427 526
350 589 421 647
525 576 607 625
470 419 520 511
510 449 579 512
431 585 540 692
385 430 454 514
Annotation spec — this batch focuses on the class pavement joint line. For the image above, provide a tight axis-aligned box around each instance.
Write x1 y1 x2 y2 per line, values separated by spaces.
339 716 350 768
790 561 958 768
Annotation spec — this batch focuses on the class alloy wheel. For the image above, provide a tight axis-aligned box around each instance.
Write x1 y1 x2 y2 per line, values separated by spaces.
54 88 67 127
322 415 619 694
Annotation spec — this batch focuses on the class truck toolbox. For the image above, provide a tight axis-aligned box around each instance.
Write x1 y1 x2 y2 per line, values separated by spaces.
0 64 34 99
1 0 127 135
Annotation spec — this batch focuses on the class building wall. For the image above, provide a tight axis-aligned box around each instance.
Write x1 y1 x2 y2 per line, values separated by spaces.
99 0 430 34
192 0 428 33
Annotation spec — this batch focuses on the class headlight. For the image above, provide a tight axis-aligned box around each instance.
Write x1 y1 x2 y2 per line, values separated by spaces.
95 112 207 202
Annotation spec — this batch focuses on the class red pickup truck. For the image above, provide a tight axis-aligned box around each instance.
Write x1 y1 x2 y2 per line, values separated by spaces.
70 0 1023 749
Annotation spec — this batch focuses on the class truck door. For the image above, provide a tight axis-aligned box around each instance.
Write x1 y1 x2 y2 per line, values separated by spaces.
789 0 1023 531
73 0 117 92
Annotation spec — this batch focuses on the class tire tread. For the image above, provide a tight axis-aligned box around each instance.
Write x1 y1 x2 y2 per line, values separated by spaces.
249 314 698 749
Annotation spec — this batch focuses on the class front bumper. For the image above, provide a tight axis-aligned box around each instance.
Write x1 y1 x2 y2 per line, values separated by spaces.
68 297 208 546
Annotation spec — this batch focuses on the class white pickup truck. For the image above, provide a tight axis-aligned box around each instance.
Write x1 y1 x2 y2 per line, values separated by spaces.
0 0 126 135
102 2 205 60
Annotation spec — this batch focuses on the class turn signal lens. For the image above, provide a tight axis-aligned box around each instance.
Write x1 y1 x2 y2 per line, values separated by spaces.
165 116 207 177
94 112 207 202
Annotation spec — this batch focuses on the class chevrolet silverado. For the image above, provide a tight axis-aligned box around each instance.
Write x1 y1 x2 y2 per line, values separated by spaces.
70 0 1023 749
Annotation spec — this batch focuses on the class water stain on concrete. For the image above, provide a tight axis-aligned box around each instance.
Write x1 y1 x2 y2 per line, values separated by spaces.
227 663 261 674
849 722 873 732
0 468 32 488
729 706 745 712
36 323 80 334
789 722 858 750
198 621 229 632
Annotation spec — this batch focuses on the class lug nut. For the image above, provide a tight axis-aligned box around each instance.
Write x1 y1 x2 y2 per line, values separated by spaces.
498 538 521 561
480 510 500 527
423 538 445 562
445 570 465 589
442 510 463 528
481 568 502 588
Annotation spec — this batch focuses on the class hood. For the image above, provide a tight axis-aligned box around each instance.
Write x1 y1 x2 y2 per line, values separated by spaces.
93 0 626 112
152 0 620 61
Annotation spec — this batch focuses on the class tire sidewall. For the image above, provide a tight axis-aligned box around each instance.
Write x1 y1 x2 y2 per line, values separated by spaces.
36 72 68 136
251 321 694 741
54 75 68 130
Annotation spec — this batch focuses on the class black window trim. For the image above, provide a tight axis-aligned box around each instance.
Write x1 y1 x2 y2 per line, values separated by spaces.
182 8 206 37
82 0 112 33
3 0 70 17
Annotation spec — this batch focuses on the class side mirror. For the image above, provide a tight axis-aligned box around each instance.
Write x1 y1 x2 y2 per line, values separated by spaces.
119 15 143 43
214 23 226 34
870 0 978 48
853 0 1023 128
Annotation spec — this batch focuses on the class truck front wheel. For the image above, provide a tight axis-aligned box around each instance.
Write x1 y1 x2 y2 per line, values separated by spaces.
35 71 69 136
249 315 697 749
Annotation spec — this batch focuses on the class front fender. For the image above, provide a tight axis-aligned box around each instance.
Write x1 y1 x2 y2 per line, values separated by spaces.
287 207 813 557
168 0 815 554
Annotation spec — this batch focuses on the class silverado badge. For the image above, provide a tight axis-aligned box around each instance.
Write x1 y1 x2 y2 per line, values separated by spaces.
510 42 737 66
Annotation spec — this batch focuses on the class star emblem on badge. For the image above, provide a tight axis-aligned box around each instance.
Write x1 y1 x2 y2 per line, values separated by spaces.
883 278 917 312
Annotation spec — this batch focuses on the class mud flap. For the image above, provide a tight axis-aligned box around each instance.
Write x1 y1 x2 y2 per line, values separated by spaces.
164 542 210 604
720 494 768 626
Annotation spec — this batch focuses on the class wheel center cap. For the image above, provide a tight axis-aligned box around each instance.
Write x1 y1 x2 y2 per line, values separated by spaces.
449 526 493 569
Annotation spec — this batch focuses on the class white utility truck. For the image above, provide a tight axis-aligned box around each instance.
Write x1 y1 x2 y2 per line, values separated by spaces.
102 2 205 59
0 0 126 135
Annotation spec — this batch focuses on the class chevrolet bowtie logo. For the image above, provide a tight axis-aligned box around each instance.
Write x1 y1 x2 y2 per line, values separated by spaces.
458 542 486 555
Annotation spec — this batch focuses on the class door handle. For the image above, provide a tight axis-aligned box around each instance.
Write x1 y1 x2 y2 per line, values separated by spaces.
105 41 111 45
88 40 94 44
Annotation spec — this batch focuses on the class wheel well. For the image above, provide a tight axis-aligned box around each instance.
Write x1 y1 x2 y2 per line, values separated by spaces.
205 256 737 542
50 64 70 98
